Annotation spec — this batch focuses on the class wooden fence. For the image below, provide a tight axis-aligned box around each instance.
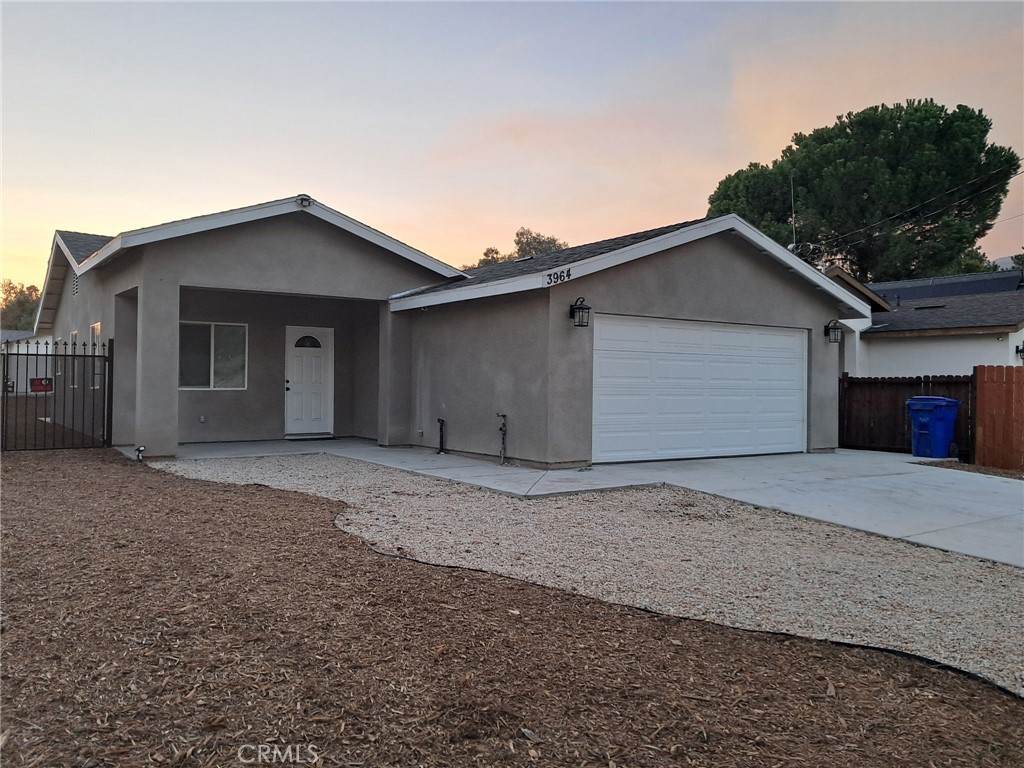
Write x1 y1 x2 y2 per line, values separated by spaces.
838 373 974 457
974 366 1024 471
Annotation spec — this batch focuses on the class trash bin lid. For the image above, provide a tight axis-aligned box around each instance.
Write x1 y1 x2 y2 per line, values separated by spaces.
907 395 961 408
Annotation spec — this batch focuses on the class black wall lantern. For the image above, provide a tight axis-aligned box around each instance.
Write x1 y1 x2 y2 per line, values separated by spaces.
824 319 843 344
1016 343 1024 361
570 297 591 328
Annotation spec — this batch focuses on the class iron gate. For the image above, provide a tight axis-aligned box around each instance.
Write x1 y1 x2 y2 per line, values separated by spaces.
1 339 113 451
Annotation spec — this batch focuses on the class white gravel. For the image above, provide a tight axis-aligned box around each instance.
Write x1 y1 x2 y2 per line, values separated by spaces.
152 453 1024 696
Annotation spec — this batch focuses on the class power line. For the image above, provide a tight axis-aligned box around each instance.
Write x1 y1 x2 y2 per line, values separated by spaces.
827 170 1024 251
818 166 1022 247
989 213 1023 227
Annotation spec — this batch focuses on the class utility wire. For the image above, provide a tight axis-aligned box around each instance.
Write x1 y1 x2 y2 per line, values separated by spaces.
989 212 1023 226
827 171 1023 250
818 166 1023 247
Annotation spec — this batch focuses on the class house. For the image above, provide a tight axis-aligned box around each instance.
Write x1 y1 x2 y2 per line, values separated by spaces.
33 194 870 465
833 270 1024 377
2 329 54 394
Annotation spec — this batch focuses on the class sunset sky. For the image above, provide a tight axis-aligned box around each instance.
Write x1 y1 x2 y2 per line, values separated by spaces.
2 1 1022 289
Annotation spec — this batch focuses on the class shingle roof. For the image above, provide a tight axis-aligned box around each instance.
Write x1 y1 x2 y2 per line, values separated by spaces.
867 270 1023 301
863 291 1024 334
56 230 114 264
1 329 35 345
402 219 708 298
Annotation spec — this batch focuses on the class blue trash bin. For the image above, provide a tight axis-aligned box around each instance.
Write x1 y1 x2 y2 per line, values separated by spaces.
906 396 961 458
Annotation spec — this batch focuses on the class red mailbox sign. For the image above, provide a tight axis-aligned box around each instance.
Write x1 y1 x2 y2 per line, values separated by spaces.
29 377 54 393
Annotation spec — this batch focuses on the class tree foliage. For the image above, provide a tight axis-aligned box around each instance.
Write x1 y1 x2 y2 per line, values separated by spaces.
1011 253 1024 270
1 280 41 331
707 100 1021 281
467 227 568 269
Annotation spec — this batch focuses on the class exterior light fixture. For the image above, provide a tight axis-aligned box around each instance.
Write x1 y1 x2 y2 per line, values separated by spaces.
1016 343 1024 361
824 319 843 344
296 195 313 208
569 297 591 328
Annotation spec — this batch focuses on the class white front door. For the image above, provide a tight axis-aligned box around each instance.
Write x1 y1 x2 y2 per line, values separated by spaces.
285 326 334 436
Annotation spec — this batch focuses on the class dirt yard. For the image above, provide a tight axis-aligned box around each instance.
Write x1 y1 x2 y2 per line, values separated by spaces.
2 450 1022 767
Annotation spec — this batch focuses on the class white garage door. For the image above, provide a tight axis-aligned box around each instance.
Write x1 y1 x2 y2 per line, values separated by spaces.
592 316 807 462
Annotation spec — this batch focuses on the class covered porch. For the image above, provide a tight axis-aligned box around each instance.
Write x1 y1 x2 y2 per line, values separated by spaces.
113 287 385 454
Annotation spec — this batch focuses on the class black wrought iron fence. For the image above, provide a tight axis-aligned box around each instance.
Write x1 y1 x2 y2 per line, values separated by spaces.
1 339 113 451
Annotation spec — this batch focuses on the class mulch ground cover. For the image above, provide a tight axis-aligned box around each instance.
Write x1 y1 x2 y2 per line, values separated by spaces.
923 460 1024 481
2 450 1022 767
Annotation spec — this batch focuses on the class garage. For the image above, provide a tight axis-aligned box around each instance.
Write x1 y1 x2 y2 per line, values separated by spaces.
592 315 807 462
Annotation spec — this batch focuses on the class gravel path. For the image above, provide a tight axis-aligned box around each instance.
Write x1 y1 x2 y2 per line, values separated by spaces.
153 453 1024 696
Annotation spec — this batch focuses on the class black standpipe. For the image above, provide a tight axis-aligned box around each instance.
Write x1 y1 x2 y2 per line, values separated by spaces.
497 413 507 465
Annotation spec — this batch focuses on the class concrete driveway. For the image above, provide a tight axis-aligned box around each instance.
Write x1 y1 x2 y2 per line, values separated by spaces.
167 440 1024 567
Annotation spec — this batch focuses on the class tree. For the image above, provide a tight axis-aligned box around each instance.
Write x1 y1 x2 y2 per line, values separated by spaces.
466 227 568 269
707 100 1021 281
1 280 41 331
1011 253 1024 270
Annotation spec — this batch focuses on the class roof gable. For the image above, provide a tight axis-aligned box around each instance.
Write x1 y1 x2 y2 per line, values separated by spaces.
34 195 465 333
68 195 463 279
55 230 114 264
390 214 871 320
400 220 704 299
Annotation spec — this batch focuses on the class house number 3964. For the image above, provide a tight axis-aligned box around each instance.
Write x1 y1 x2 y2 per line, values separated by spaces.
545 268 572 286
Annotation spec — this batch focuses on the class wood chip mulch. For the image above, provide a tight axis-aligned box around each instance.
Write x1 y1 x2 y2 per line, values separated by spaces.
2 449 1022 767
922 460 1024 481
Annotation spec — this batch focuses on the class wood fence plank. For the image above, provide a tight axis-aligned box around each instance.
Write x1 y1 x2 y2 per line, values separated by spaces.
973 366 1023 471
837 374 973 454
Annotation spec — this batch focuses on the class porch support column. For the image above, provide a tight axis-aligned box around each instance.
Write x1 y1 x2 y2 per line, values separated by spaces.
134 275 180 456
112 290 139 445
377 305 412 446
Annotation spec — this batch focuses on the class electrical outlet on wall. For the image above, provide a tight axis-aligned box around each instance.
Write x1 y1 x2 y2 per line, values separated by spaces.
199 415 206 424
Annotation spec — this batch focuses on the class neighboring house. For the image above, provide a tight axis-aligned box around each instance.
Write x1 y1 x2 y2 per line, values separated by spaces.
834 270 1024 377
33 194 869 464
1 329 54 394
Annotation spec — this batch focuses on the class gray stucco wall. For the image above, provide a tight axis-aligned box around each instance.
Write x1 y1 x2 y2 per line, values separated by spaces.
144 213 444 299
403 290 552 461
396 233 843 466
48 211 446 453
177 289 380 443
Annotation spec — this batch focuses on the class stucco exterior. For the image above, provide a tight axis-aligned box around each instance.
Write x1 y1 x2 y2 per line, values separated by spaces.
852 330 1024 377
36 198 867 464
47 209 448 455
394 234 844 466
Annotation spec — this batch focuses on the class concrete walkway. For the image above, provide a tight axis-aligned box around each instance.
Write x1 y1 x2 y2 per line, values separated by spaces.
155 439 1024 567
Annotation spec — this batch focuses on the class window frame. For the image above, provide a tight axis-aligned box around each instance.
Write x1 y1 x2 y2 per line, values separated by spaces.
68 331 80 388
178 322 248 391
89 323 103 389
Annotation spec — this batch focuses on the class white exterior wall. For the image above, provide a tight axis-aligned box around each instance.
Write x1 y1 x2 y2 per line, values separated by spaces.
860 331 1024 377
2 335 53 393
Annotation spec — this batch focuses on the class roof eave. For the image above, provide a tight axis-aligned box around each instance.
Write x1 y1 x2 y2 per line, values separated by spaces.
34 235 74 333
74 195 464 279
864 323 1024 339
390 214 872 320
